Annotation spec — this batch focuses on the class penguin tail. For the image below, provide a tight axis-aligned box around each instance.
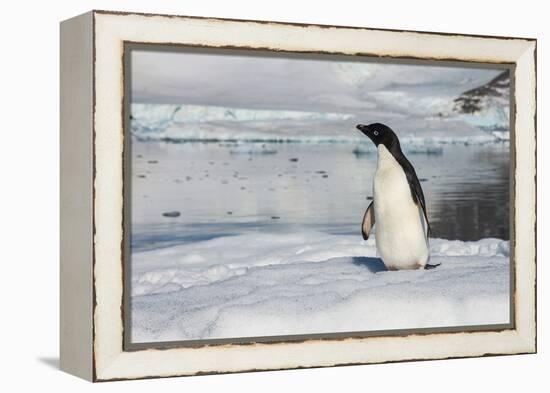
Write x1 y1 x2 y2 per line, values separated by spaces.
424 263 441 270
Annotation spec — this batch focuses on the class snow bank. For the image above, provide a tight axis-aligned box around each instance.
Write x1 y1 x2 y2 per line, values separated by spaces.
130 232 510 343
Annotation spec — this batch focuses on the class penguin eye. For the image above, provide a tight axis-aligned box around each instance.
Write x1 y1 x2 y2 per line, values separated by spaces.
373 130 379 136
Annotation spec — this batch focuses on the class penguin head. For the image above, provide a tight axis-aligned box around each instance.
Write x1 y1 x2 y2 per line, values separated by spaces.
356 123 399 149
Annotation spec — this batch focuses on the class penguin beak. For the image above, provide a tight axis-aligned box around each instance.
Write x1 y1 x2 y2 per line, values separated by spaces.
356 124 372 138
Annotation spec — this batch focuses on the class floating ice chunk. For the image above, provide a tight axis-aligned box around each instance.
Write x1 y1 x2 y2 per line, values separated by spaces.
352 145 375 156
405 145 444 155
491 131 510 142
229 144 278 155
354 144 443 156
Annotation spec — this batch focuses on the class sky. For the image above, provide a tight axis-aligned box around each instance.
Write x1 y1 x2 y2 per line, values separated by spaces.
130 48 503 115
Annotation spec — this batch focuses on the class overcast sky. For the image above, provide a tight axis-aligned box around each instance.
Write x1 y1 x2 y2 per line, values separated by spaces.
131 48 503 114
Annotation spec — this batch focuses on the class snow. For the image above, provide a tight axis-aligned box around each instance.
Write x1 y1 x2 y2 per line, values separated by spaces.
130 231 510 343
450 108 510 139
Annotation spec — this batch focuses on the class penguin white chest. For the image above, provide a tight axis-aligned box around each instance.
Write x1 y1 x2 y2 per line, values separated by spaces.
373 145 429 270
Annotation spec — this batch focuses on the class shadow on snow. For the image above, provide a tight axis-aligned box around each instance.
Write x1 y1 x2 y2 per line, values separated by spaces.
351 256 387 273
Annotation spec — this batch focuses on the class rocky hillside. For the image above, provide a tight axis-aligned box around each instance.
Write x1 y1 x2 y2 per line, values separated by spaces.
453 70 510 114
450 70 510 138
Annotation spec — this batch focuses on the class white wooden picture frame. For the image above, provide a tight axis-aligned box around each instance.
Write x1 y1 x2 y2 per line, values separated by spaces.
60 10 536 381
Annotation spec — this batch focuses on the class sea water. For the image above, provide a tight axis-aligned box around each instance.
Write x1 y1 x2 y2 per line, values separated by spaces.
130 140 510 252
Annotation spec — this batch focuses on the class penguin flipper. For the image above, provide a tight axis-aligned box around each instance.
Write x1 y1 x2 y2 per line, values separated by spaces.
395 155 431 236
361 201 375 240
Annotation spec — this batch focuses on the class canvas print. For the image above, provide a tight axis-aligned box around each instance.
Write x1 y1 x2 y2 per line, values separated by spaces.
126 47 511 345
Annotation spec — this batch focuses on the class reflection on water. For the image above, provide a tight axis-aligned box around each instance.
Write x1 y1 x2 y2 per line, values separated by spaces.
131 141 510 251
407 144 510 241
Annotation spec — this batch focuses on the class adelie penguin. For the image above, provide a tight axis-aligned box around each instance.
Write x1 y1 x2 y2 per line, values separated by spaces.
356 123 440 271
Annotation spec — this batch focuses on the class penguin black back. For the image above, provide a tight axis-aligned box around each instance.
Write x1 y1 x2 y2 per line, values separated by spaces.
356 123 431 235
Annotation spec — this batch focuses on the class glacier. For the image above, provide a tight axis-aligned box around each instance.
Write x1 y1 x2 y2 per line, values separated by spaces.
130 103 507 145
131 103 356 142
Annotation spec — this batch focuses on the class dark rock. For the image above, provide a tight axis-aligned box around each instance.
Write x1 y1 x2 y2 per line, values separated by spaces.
453 70 509 114
162 211 180 218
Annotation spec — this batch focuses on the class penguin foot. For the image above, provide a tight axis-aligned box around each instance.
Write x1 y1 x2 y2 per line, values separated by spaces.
424 263 441 270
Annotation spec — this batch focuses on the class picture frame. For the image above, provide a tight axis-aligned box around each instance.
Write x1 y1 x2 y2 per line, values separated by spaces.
60 10 536 382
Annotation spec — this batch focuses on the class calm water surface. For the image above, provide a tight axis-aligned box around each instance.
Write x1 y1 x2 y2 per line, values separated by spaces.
131 141 510 251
